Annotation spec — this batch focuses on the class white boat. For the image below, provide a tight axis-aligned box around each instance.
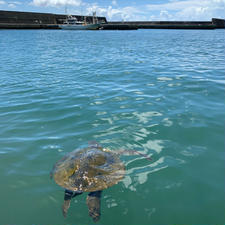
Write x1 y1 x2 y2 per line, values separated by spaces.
59 15 100 30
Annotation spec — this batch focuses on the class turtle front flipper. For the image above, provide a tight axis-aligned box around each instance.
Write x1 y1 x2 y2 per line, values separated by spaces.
86 191 102 222
116 149 152 161
62 189 83 217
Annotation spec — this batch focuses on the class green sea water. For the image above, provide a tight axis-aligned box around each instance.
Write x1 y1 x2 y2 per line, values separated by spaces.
0 29 224 225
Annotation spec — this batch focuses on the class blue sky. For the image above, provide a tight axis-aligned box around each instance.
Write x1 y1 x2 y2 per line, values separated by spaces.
0 0 225 21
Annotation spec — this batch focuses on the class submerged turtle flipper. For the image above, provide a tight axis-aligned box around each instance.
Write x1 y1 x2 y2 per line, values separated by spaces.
62 199 71 218
62 190 83 217
115 149 152 161
86 191 102 222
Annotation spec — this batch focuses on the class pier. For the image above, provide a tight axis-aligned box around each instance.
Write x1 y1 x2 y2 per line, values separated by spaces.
0 10 224 30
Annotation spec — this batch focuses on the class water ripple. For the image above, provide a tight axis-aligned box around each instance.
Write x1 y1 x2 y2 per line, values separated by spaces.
0 29 224 225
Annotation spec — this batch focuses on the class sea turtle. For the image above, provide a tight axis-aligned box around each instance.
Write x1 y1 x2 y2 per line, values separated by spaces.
51 143 151 222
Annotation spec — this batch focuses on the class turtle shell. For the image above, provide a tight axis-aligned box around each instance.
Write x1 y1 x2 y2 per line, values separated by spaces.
51 146 125 192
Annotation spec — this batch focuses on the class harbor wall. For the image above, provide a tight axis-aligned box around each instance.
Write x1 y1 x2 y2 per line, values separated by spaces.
104 18 225 29
0 10 225 29
0 10 107 29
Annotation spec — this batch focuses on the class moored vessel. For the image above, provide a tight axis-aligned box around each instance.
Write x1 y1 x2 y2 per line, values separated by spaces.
59 12 100 30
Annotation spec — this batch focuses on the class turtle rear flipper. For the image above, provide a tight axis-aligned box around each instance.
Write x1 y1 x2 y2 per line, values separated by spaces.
62 199 71 217
86 191 102 222
62 190 83 217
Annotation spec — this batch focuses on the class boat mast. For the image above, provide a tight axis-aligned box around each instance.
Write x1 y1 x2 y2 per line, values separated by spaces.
92 11 97 24
65 5 68 15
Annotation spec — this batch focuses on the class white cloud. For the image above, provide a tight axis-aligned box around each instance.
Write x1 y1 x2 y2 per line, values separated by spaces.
85 0 225 21
32 0 82 7
85 3 146 21
7 1 22 7
112 0 117 6
147 0 225 11
8 3 16 7
0 0 22 7
29 0 224 21
146 0 225 20
158 10 174 20
105 6 141 21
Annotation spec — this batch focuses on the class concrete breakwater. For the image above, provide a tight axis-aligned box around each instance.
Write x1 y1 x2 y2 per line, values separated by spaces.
0 10 225 30
0 10 107 29
104 19 225 29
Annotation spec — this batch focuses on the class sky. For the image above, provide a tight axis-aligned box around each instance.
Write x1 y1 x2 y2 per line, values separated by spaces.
0 0 225 21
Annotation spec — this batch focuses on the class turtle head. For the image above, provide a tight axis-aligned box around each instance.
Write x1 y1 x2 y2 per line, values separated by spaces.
88 141 103 150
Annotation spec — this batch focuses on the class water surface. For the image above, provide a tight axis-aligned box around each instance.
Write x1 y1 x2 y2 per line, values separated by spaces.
0 29 224 225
